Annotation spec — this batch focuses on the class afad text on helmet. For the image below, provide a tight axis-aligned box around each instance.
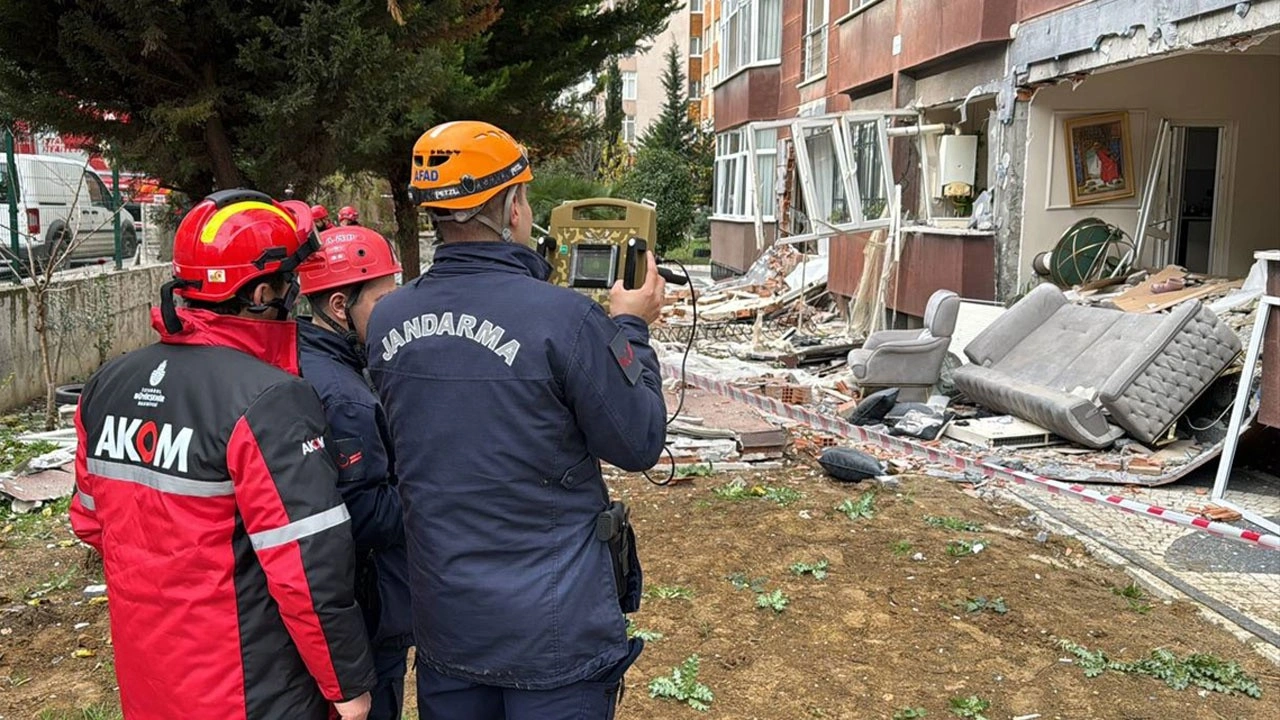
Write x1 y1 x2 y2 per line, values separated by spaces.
379 311 521 367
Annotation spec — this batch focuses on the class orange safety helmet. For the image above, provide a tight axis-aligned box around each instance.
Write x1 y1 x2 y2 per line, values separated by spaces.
161 189 320 330
409 121 533 211
299 226 401 297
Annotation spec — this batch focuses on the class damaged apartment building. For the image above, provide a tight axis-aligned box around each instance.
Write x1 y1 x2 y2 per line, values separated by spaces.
694 0 1280 529
709 0 1280 309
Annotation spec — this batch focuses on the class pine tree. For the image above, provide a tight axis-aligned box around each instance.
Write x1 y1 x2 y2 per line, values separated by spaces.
604 58 624 147
640 43 695 156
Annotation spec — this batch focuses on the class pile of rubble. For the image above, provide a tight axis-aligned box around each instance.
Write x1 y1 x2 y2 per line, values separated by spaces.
651 252 1266 488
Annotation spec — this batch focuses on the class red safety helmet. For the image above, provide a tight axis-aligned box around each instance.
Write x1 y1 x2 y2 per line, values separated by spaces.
299 226 401 296
311 204 331 224
170 189 320 304
338 206 359 222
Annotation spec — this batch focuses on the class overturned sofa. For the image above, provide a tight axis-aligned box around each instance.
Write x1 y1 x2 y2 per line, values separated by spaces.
953 284 1241 448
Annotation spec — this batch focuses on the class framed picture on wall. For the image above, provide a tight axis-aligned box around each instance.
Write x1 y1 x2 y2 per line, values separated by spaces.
1063 111 1135 206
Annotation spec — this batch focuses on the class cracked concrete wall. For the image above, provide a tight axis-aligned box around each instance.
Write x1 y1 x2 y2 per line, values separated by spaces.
992 103 1030 302
1011 0 1279 82
0 265 169 411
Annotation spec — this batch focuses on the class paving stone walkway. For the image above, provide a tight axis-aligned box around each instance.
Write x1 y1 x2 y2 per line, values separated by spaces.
992 459 1280 659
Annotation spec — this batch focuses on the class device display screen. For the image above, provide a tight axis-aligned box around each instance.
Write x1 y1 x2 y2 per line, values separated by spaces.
570 245 618 288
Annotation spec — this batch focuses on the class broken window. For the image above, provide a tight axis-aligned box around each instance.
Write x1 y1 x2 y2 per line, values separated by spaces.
843 117 890 224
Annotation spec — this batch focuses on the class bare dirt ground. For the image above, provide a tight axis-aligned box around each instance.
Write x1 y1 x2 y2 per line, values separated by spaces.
3 456 1279 719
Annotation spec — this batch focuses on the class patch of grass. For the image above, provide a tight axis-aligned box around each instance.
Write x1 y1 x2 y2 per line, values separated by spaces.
763 486 802 506
645 584 694 600
0 428 59 473
923 515 983 532
755 588 790 613
835 492 876 521
24 565 80 601
713 480 802 506
1057 639 1261 697
2 495 72 546
963 596 1008 615
626 618 664 643
789 559 829 580
949 695 991 719
675 463 715 478
649 655 714 711
891 540 913 557
1113 581 1154 614
893 708 928 720
36 706 122 720
945 539 987 557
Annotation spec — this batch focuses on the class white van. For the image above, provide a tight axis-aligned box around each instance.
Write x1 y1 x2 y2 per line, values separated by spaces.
0 153 138 274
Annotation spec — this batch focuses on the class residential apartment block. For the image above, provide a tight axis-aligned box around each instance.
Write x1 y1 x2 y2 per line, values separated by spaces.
709 0 1280 321
603 1 705 144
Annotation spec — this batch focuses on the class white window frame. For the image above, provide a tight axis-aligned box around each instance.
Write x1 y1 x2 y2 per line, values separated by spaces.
690 0 704 12
622 115 637 144
717 0 783 86
622 71 638 101
689 79 702 99
802 0 829 83
713 126 778 223
690 35 703 57
740 110 920 247
840 115 892 226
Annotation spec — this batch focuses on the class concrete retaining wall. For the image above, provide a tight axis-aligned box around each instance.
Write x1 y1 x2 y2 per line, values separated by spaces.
0 265 169 411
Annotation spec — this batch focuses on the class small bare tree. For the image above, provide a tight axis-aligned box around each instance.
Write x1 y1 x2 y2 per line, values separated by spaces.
2 159 133 429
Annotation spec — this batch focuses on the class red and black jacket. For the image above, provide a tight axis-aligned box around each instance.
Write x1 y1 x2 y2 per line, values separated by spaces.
70 307 375 720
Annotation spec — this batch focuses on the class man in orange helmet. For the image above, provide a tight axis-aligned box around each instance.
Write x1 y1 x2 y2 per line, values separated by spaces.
298 226 410 720
368 121 667 719
70 189 375 720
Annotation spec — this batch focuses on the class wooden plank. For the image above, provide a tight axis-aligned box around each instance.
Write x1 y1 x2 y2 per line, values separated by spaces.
1108 265 1241 314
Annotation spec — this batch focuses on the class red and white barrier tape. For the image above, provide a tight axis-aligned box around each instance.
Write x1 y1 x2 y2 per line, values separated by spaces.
662 364 1280 552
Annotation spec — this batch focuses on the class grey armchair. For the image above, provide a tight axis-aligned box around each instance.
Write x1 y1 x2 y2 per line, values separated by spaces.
847 290 960 402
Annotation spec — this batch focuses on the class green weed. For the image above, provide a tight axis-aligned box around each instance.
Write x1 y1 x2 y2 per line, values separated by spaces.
649 655 714 711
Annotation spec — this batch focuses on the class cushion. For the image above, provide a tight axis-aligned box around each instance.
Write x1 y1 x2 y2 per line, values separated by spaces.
818 447 885 483
842 388 899 425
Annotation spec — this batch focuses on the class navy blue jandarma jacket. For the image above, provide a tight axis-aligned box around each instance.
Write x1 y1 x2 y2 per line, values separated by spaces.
297 318 412 650
367 241 666 689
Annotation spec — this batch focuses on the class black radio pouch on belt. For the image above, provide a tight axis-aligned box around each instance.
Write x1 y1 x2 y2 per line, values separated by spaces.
596 501 643 613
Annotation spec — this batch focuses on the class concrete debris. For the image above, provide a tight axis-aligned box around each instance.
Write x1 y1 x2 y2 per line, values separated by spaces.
82 585 107 599
0 464 76 504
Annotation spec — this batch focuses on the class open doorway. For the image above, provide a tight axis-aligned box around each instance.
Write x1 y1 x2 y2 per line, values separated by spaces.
1173 126 1221 273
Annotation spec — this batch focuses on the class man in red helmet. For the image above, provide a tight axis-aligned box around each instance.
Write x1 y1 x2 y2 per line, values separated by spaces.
298 226 409 720
314 204 334 231
69 189 376 720
338 205 361 226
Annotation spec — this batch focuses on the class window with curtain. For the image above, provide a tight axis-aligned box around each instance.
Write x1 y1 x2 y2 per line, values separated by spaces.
803 125 849 226
622 72 637 101
720 0 782 80
623 115 636 144
802 0 828 81
713 127 778 219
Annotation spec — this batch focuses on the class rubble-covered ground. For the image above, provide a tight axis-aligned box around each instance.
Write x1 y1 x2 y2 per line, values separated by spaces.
4 449 1279 719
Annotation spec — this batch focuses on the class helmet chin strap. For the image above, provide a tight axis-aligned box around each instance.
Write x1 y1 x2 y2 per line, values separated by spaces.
437 186 519 243
245 274 301 321
311 286 368 363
